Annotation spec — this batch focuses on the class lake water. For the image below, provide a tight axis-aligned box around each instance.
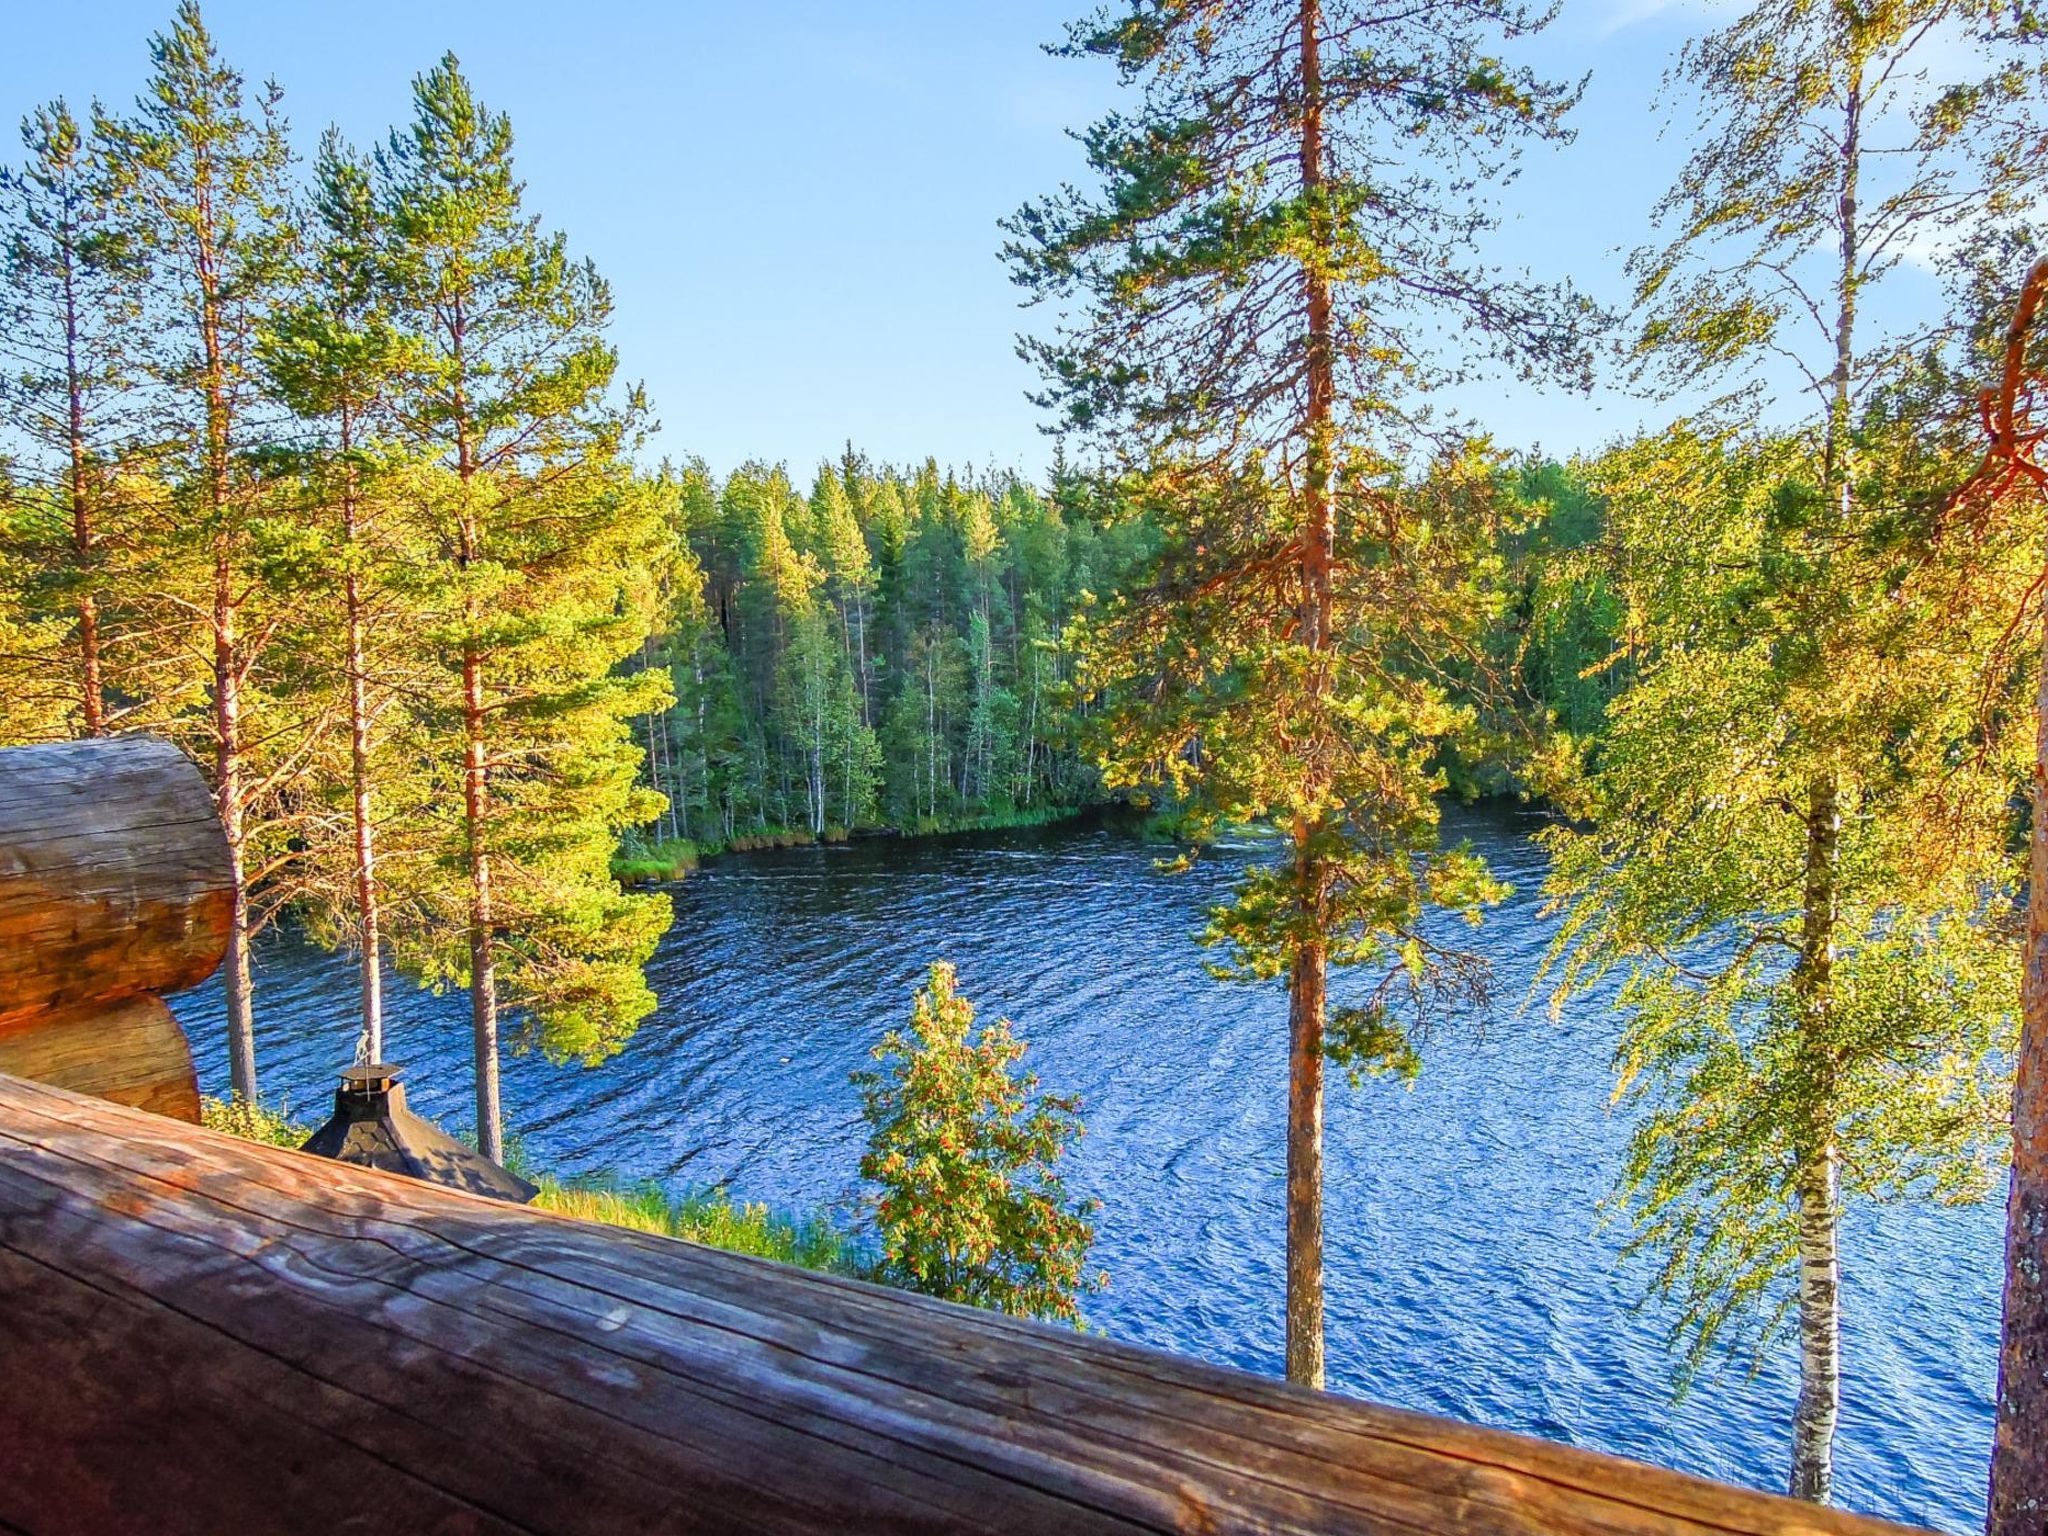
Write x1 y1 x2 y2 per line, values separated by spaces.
170 802 2003 1531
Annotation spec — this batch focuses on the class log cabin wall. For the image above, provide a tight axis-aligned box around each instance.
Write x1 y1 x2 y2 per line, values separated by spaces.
0 736 229 1121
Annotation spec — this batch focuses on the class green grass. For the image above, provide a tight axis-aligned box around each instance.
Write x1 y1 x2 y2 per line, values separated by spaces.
531 1174 862 1273
613 836 701 885
616 826 861 876
892 802 1091 838
716 825 833 853
204 1097 861 1277
619 803 1101 876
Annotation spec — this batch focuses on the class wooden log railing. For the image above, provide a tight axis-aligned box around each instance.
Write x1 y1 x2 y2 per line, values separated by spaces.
0 736 228 1121
0 1073 1931 1536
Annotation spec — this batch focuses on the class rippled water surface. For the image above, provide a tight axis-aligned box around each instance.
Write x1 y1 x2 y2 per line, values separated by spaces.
171 803 2001 1530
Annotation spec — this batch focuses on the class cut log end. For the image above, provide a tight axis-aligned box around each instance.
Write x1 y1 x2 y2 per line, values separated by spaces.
0 734 231 1028
0 996 200 1123
0 736 225 1121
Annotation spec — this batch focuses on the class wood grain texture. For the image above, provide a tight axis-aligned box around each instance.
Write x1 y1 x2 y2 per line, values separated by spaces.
0 997 199 1122
0 736 230 1028
0 1073 1931 1536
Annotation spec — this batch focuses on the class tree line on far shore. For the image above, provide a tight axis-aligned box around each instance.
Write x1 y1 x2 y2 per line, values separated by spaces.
622 450 1153 861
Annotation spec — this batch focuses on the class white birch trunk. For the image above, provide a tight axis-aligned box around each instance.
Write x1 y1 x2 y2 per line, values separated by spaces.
1789 1147 1842 1501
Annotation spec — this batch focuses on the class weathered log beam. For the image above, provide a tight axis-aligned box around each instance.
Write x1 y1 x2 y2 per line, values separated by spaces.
0 735 230 1029
0 995 199 1121
0 1074 1930 1536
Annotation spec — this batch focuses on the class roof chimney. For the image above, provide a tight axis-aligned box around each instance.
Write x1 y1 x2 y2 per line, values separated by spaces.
300 1063 538 1204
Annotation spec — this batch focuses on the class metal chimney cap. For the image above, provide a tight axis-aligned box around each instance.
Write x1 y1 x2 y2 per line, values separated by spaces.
340 1062 402 1089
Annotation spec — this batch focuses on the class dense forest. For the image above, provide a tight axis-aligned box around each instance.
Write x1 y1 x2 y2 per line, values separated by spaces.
0 1 1176 1178
2 0 2046 1525
622 449 1610 857
624 452 1154 857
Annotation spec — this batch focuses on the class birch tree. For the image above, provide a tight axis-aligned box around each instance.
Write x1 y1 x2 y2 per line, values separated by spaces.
1561 0 2042 1498
1542 419 2023 1506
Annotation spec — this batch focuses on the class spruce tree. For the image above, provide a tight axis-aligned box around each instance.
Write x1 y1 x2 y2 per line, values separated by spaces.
1007 0 1589 1387
811 466 875 726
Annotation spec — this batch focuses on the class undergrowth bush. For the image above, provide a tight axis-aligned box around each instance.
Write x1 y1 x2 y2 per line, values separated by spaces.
201 1093 311 1147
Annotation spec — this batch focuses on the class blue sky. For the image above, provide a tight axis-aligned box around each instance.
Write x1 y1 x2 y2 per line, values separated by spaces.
1 1 1956 481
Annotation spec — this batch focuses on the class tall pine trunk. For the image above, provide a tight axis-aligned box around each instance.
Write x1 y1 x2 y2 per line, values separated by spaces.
463 620 501 1162
342 427 383 1065
1284 0 1336 1392
216 536 257 1103
1992 595 2048 1533
199 198 258 1106
1286 843 1329 1389
452 319 503 1163
1988 259 2048 1536
70 471 104 734
60 204 105 737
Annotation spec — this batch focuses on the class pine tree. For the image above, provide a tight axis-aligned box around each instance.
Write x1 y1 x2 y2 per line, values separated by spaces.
1007 0 1589 1387
259 129 417 1064
108 0 299 1104
0 100 142 737
375 55 670 1159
